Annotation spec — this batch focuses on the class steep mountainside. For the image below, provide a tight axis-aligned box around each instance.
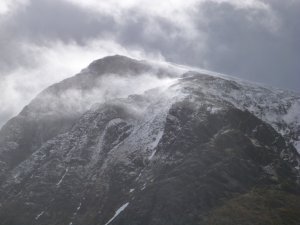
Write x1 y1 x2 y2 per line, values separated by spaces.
0 55 299 225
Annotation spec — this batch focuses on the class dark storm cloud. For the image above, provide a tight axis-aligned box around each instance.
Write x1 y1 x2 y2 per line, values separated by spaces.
13 0 116 42
108 0 300 91
0 0 117 73
190 0 300 91
0 0 299 127
1 0 299 90
0 0 125 127
115 12 204 66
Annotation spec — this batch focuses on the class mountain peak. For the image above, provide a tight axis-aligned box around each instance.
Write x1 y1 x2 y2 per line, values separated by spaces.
0 56 300 225
90 54 138 65
86 55 147 75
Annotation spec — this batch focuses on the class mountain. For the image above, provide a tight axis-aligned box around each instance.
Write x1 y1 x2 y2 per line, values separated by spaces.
0 55 299 225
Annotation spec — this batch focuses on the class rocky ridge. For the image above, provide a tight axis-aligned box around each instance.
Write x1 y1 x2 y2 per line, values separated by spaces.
0 55 299 225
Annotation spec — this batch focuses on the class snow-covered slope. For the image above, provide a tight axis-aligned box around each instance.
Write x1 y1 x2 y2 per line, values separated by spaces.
179 71 300 153
0 55 299 225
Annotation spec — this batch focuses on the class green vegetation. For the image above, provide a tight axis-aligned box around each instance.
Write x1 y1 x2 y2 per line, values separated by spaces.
205 189 300 225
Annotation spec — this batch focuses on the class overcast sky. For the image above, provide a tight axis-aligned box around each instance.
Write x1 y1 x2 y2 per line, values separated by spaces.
0 0 299 127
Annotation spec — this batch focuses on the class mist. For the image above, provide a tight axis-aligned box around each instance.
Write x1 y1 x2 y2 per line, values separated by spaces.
17 66 179 130
1 0 300 127
0 40 164 127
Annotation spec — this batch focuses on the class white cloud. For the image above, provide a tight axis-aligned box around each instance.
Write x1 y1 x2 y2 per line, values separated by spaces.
0 0 298 127
0 0 29 15
211 0 269 9
62 0 280 41
64 0 200 38
0 37 165 127
0 1 10 14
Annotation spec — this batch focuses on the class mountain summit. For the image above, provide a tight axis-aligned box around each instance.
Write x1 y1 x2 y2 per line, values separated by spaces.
0 55 300 225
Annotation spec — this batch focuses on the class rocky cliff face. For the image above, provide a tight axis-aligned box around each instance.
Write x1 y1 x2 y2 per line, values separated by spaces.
0 55 299 225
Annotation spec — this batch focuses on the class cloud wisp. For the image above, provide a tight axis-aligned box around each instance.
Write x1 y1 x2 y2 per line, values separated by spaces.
0 0 299 127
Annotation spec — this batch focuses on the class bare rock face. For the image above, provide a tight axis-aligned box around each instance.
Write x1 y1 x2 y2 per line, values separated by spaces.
0 55 177 178
0 55 299 225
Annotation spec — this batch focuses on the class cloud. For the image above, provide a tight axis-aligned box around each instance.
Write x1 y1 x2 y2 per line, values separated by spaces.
191 0 300 90
23 71 176 122
0 0 299 127
0 38 163 127
62 0 300 92
0 0 29 15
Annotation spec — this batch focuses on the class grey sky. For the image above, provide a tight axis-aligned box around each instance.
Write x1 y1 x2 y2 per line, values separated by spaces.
0 0 299 127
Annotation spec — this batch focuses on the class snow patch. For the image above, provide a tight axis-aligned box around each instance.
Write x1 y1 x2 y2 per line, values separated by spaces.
106 118 124 128
104 202 129 225
35 211 44 220
283 101 300 124
76 202 82 211
207 106 222 114
69 202 82 225
148 130 164 160
294 141 300 154
56 168 69 186
73 202 81 216
249 138 261 147
141 183 147 190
